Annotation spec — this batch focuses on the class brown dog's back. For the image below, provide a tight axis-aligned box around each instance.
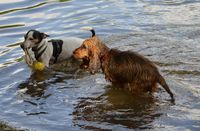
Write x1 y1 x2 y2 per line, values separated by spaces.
107 49 158 83
103 49 174 100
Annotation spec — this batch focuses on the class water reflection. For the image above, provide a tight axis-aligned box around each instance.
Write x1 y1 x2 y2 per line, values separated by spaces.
17 59 86 98
17 71 53 97
73 86 162 130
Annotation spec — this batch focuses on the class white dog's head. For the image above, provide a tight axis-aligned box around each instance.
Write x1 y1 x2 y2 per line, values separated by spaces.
20 30 49 50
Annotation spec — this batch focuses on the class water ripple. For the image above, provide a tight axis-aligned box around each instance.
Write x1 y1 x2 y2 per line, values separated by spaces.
0 0 200 130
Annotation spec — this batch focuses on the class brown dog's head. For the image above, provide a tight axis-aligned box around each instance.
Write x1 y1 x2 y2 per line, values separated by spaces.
73 35 102 74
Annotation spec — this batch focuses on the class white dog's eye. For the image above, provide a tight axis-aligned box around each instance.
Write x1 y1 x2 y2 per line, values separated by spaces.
29 38 34 40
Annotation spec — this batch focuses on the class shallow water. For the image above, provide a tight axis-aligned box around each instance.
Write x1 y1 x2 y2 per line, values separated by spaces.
0 0 200 130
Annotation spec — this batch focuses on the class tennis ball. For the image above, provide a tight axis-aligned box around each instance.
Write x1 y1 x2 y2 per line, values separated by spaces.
33 61 45 71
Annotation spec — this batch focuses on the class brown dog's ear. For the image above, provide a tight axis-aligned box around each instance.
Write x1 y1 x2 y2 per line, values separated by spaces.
88 47 101 74
41 32 50 39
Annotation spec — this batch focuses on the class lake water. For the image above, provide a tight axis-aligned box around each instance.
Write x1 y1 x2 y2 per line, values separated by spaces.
0 0 200 130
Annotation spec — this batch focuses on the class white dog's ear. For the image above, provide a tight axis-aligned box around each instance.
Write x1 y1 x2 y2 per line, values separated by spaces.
41 33 50 39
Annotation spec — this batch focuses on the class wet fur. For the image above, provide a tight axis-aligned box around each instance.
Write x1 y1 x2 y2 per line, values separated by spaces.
102 49 165 91
73 29 174 101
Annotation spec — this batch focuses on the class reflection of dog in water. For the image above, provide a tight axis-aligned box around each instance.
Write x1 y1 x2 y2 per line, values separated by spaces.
17 67 87 97
73 87 161 130
18 71 54 97
17 70 70 97
73 27 174 101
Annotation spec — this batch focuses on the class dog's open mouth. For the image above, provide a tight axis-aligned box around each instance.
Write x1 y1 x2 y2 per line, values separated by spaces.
80 56 90 69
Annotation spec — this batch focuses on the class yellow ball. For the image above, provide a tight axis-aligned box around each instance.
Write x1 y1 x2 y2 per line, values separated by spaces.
33 61 45 71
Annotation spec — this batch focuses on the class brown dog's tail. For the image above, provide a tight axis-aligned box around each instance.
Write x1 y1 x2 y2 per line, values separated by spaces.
157 74 175 102
81 26 96 37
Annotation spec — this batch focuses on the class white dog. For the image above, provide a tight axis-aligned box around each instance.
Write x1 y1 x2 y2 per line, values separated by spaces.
20 29 84 67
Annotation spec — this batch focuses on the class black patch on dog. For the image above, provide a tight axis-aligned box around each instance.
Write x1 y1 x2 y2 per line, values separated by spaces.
24 30 48 44
33 30 43 44
34 46 48 61
49 39 63 63
32 43 47 61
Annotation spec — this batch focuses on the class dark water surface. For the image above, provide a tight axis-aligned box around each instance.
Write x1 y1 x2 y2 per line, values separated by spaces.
0 0 200 130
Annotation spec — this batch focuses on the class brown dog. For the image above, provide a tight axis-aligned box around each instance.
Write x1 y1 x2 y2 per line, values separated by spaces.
73 27 174 101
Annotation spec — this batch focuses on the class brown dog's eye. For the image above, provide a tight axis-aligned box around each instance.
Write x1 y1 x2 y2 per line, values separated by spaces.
82 44 87 49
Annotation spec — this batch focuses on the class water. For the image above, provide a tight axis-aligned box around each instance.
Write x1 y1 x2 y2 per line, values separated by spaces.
0 0 200 130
